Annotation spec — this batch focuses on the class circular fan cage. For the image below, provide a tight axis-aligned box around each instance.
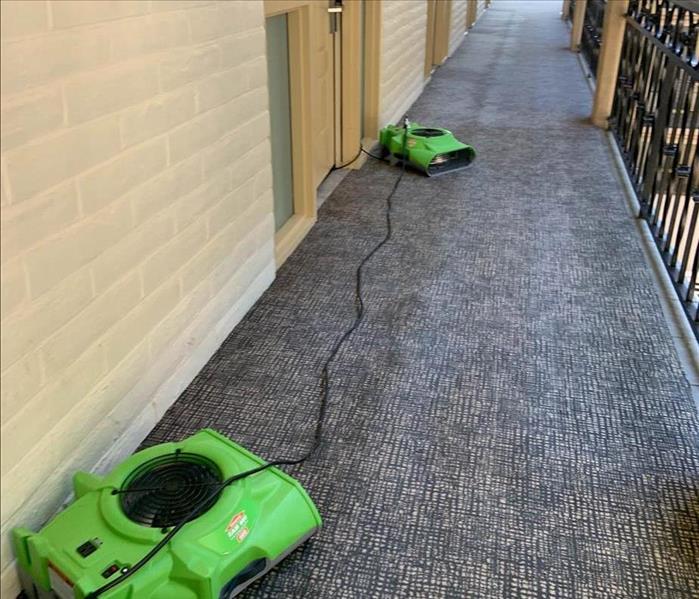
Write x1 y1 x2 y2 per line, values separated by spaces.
410 127 448 138
119 452 223 529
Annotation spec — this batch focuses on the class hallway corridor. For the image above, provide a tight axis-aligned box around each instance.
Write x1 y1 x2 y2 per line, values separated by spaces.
144 2 699 597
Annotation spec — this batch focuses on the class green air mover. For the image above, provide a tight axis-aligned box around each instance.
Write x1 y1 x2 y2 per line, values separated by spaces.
379 120 475 176
13 429 321 599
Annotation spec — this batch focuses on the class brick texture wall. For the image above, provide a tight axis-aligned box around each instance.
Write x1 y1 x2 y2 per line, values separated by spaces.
449 0 468 56
379 0 428 127
0 1 274 593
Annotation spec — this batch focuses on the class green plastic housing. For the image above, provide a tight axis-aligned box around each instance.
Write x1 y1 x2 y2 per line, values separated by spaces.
13 429 321 599
379 122 475 176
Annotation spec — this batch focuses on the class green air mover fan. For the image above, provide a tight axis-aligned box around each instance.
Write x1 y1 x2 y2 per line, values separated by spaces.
13 429 321 599
379 121 475 176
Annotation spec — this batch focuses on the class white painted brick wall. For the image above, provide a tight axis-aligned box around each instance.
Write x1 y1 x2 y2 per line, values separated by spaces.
0 1 274 594
450 0 469 56
379 0 428 127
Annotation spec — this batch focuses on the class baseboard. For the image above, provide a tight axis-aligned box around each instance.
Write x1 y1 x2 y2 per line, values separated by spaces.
576 53 596 94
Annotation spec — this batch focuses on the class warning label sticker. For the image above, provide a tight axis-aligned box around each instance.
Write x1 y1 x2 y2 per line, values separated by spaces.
226 511 250 543
236 527 250 543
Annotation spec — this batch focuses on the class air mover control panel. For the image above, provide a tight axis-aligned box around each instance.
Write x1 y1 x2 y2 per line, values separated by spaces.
13 429 321 599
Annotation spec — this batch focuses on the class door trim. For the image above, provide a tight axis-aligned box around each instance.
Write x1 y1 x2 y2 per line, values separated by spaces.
336 0 363 165
425 0 437 79
265 2 316 267
362 0 381 141
433 0 451 66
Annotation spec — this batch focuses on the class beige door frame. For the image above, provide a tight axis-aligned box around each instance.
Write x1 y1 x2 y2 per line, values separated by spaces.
265 1 316 267
425 0 437 79
336 0 363 165
362 0 381 141
433 0 451 65
467 0 477 29
425 0 453 77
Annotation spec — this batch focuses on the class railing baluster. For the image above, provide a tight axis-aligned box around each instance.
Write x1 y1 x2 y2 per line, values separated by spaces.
665 83 697 255
612 0 699 337
678 192 699 303
580 0 607 76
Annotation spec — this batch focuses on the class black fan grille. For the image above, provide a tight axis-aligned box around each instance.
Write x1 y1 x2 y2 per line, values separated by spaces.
410 127 447 138
119 452 223 528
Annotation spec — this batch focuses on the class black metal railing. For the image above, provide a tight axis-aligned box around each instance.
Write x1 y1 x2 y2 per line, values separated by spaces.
611 0 699 335
581 0 607 76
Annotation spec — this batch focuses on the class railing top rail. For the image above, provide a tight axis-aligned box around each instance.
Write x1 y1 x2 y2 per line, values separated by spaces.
627 0 699 74
670 1 699 13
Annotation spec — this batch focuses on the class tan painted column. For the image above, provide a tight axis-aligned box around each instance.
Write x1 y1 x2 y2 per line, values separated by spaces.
338 0 362 164
362 0 381 140
433 0 451 64
570 0 586 51
591 0 629 128
467 0 477 29
562 0 571 20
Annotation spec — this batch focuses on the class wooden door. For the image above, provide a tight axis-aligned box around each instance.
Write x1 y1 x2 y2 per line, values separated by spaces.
425 0 437 78
265 0 350 266
265 1 366 263
265 1 337 189
309 3 336 188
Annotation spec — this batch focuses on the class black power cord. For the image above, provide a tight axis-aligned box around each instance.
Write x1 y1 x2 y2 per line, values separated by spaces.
86 124 410 598
331 146 387 171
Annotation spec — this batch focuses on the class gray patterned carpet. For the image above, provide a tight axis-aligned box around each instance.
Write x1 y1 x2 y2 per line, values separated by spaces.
143 2 699 597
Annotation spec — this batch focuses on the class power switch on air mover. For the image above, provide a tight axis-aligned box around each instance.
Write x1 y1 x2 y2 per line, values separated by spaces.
102 563 120 579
